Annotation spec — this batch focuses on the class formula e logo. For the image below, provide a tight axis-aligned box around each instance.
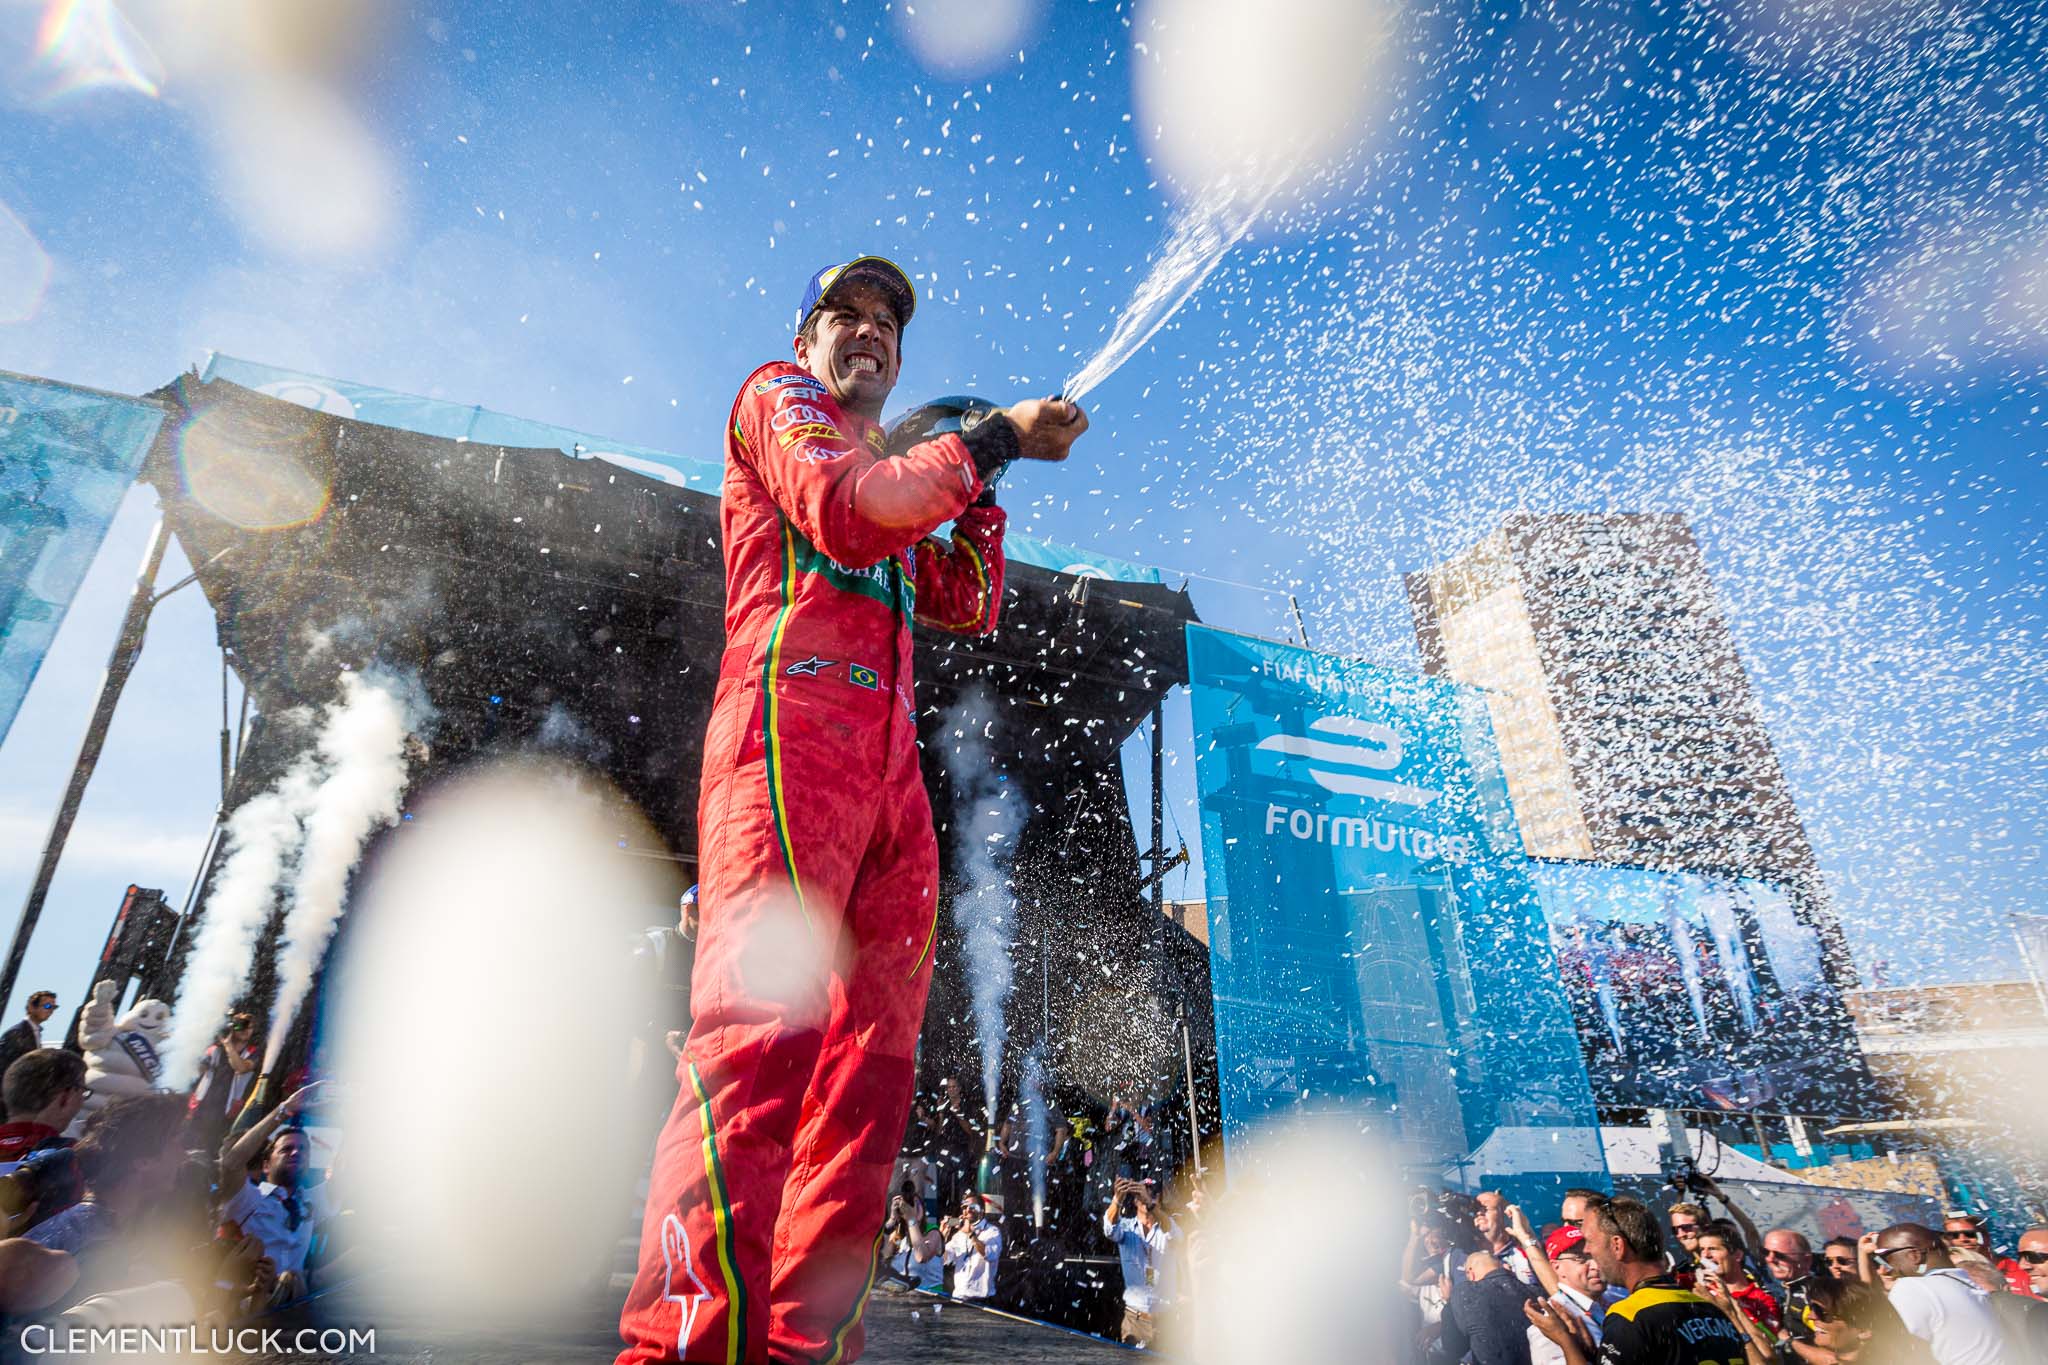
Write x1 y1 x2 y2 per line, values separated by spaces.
1255 716 1440 807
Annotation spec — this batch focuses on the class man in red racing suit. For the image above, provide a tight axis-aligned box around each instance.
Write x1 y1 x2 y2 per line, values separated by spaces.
619 256 1086 1365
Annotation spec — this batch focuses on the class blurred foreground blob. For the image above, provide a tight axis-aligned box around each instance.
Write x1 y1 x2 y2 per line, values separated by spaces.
330 758 667 1328
893 0 1042 77
1132 0 1399 202
1165 1116 1403 1365
13 0 398 259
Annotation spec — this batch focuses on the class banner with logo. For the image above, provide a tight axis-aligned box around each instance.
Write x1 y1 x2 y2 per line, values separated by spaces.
204 354 1161 585
1186 625 1607 1190
0 373 166 744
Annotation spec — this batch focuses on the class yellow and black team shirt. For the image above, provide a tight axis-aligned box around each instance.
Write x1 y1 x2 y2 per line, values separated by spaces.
1598 1277 1752 1365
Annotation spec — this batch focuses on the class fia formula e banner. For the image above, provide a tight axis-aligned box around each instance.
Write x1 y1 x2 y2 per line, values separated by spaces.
0 374 166 744
1186 625 1607 1189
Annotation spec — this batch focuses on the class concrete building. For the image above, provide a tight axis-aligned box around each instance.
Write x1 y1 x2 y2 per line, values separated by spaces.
1845 979 2048 1113
1404 513 1858 996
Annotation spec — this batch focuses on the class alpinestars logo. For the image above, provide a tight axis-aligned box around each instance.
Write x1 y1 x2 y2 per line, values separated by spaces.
659 1213 708 1352
1254 716 1439 807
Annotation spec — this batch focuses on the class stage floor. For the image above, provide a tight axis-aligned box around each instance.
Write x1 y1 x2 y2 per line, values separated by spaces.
246 1283 1132 1363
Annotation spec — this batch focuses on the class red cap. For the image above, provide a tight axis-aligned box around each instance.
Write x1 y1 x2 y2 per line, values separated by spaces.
1545 1225 1585 1260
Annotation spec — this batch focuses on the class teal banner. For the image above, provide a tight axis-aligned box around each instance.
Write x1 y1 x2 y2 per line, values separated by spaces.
202 354 1162 586
0 374 166 744
1186 625 1607 1193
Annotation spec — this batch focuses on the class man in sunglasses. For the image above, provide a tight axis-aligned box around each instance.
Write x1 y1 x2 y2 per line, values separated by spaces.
1943 1212 2036 1299
1820 1237 1860 1281
1872 1223 2016 1365
2020 1227 2048 1299
1760 1229 1826 1364
1665 1201 1708 1276
0 991 58 1118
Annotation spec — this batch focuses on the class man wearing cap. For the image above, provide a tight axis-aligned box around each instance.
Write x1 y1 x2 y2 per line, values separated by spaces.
618 256 1086 1365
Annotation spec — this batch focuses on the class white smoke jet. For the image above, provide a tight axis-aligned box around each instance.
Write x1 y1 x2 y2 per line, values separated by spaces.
263 668 427 1071
940 686 1021 1122
1021 1044 1049 1227
158 748 322 1090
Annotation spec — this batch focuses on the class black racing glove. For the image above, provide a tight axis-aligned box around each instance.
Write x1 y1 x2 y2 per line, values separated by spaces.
958 409 1020 506
881 396 1021 508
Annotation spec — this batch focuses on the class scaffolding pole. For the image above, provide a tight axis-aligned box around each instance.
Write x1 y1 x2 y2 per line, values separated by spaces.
0 521 170 1009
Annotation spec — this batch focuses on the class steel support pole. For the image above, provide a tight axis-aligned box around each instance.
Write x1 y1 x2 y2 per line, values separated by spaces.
1288 594 1310 648
0 520 170 1010
1151 703 1165 925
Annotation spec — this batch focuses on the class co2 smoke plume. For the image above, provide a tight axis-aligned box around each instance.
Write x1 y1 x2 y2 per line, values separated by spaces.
159 667 429 1087
940 686 1021 1120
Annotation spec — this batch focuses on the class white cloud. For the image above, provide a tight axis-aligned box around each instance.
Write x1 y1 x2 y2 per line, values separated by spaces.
0 806 207 888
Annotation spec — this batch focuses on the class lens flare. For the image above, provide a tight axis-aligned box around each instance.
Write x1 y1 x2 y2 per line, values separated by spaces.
175 405 335 530
0 202 53 324
28 0 164 101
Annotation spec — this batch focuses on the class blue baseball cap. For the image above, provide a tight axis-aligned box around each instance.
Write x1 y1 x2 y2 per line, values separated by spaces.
794 255 916 338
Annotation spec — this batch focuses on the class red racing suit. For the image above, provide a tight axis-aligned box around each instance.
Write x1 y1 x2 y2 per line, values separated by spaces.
619 361 1006 1365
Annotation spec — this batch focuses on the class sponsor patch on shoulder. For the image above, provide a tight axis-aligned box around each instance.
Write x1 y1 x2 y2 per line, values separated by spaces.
753 373 828 395
770 401 837 431
778 422 842 448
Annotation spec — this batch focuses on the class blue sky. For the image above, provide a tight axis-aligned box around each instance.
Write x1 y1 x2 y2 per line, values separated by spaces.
2 0 2044 1018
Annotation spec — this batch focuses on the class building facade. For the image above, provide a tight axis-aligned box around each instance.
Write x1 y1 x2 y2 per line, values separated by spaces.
1405 513 1860 1000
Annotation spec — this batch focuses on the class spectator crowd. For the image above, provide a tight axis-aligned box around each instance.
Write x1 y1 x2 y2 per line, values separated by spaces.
0 988 348 1356
881 1078 1205 1348
1399 1172 2048 1365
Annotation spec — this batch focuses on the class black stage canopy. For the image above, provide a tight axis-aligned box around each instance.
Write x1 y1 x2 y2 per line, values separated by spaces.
140 374 1205 1124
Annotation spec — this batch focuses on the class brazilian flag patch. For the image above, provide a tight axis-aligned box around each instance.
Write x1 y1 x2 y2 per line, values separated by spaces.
847 663 879 691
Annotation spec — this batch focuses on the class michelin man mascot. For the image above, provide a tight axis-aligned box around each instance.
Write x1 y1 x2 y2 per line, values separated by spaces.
69 979 171 1134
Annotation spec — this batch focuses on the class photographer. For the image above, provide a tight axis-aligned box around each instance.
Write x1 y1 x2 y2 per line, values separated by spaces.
930 1078 983 1210
184 1014 260 1155
883 1181 943 1292
1103 1176 1168 1348
941 1192 1002 1303
1670 1174 1764 1278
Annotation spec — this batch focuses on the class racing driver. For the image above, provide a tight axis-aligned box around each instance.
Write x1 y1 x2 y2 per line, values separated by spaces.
618 255 1087 1365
